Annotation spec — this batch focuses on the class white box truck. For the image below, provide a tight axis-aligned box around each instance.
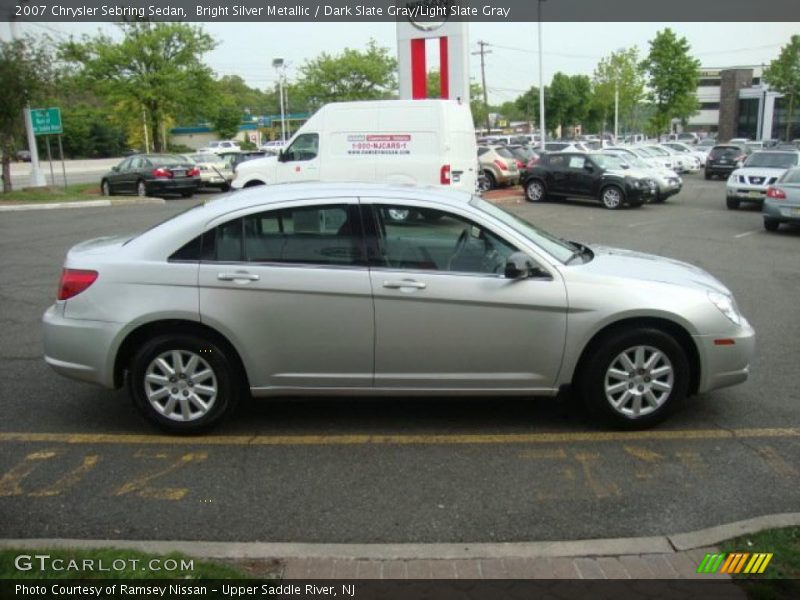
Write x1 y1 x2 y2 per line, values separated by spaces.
232 99 478 192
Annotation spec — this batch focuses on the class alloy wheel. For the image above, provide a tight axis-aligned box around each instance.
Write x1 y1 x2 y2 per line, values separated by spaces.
144 350 217 422
603 345 674 418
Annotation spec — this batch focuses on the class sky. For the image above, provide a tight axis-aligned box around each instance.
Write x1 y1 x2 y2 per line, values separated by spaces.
3 21 797 105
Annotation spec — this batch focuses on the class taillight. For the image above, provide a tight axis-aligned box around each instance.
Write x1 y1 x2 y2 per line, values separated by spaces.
187 167 200 177
494 159 508 171
440 164 451 185
516 160 525 169
57 268 98 300
527 157 539 167
767 187 786 200
152 167 172 178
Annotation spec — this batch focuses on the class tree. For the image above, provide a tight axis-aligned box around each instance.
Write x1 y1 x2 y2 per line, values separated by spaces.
763 35 800 141
297 40 397 109
592 48 646 136
641 28 700 135
544 73 591 135
0 36 54 192
210 99 243 141
60 23 218 153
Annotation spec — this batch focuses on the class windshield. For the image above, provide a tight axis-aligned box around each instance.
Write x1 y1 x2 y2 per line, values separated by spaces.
780 168 800 183
604 152 648 169
744 152 799 169
470 196 575 264
191 153 219 162
645 146 669 156
149 155 186 166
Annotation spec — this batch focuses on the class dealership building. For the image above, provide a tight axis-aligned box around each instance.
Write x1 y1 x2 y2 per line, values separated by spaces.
687 66 799 141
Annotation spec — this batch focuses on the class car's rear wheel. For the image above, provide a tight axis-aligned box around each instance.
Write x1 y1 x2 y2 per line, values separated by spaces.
600 185 624 210
763 218 780 232
525 179 546 203
101 180 113 197
580 328 689 429
726 196 740 210
136 180 148 197
181 191 193 198
482 171 497 191
128 334 239 433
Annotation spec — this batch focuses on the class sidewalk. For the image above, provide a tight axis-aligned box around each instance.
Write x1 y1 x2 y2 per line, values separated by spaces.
3 514 797 582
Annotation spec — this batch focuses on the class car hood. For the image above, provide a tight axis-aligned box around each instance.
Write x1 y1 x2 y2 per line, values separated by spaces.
578 245 730 294
731 167 788 178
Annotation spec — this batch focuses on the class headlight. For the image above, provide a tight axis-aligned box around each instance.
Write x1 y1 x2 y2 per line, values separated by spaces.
708 291 742 326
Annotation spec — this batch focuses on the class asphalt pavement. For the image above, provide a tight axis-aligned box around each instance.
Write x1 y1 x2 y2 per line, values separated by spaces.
0 177 798 545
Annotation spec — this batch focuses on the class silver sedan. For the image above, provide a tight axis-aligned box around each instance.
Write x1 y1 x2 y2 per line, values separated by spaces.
43 183 755 432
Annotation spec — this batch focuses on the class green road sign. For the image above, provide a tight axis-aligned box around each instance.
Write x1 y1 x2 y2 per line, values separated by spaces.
31 108 63 135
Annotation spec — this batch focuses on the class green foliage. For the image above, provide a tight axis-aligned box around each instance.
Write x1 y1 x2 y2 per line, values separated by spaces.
592 47 646 135
296 40 397 109
546 73 592 132
0 36 55 192
763 35 800 140
210 100 242 141
641 28 700 134
60 23 218 153
59 104 127 158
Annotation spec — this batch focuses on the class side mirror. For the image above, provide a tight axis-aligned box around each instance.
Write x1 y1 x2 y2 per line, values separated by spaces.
111 166 119 172
505 252 537 279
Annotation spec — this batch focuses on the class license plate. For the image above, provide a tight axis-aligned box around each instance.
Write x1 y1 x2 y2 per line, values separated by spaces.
748 191 762 198
719 159 728 164
792 208 800 216
172 170 186 177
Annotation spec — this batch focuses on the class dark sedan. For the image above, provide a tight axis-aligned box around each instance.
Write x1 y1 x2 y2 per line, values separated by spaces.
522 152 654 209
100 154 201 198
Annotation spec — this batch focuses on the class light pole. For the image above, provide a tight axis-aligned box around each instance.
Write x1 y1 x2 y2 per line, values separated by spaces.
614 79 619 142
272 58 286 142
537 0 547 152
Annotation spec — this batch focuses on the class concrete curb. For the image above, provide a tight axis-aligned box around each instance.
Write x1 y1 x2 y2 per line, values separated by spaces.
0 197 166 212
2 513 798 560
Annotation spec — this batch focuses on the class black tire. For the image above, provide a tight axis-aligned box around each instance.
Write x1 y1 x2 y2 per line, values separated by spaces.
244 180 265 188
764 218 780 232
101 179 113 197
652 190 665 204
524 179 546 203
704 170 711 180
136 180 148 198
181 191 194 198
726 196 740 210
483 171 497 191
220 183 231 192
599 185 625 210
579 328 689 429
127 334 240 433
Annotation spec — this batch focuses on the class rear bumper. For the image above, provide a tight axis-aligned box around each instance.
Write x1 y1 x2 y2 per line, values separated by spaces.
693 320 756 394
147 178 201 193
42 304 124 388
763 198 800 223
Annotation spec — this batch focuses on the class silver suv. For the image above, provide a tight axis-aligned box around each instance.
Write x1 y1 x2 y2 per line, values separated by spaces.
725 150 800 209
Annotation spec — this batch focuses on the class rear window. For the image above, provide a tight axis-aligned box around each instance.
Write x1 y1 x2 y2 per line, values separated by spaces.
780 168 800 183
710 146 744 158
495 148 515 159
149 155 184 166
744 152 799 169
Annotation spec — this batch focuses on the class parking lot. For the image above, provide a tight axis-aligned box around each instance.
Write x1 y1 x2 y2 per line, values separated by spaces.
0 174 798 544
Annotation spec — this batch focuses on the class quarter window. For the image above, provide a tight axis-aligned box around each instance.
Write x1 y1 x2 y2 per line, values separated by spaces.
371 206 518 275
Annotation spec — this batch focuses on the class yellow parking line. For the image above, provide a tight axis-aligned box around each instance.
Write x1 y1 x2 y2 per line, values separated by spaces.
0 427 798 447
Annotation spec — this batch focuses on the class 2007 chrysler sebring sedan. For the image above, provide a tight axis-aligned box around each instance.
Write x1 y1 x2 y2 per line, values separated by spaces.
43 183 755 432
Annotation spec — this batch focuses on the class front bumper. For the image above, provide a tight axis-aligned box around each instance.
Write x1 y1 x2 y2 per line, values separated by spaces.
42 304 124 388
656 177 682 198
726 183 768 203
693 319 756 394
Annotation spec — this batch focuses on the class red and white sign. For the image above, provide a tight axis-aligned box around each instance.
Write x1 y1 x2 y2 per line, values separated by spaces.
347 134 412 155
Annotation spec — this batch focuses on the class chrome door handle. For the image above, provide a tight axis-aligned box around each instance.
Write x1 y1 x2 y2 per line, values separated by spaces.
217 271 260 282
383 280 426 290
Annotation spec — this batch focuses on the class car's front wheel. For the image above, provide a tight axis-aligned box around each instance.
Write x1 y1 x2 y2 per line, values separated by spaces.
764 218 780 232
600 185 624 210
128 334 239 433
136 180 148 197
101 180 113 197
580 328 689 429
726 196 740 210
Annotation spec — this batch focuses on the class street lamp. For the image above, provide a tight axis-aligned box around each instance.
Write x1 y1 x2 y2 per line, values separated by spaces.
272 58 286 142
537 0 547 152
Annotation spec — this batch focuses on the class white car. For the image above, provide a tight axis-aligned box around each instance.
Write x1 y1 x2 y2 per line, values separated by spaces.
725 150 800 209
198 140 242 154
603 150 682 203
544 141 590 153
607 146 674 172
259 141 285 156
662 142 709 168
185 153 233 191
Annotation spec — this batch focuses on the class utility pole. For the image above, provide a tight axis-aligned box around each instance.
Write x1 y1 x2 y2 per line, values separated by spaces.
472 41 492 134
538 0 547 151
